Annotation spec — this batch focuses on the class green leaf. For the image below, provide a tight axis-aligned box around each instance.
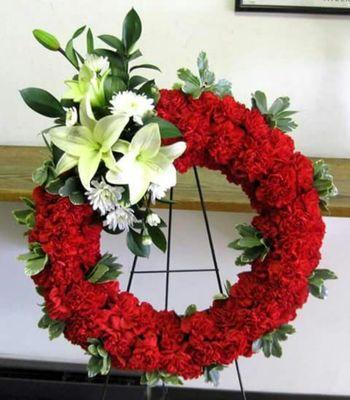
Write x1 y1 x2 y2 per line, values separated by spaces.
69 192 85 205
236 224 257 237
98 34 125 53
104 75 127 102
86 253 122 284
269 97 289 115
130 63 161 72
13 209 35 228
45 177 64 194
197 51 209 82
49 320 65 340
177 68 201 87
72 25 86 39
313 160 338 208
129 75 148 90
145 116 182 139
236 237 263 249
20 88 65 118
256 324 295 358
147 225 167 253
86 28 94 54
312 268 337 280
137 79 160 104
212 79 232 97
122 8 142 53
87 263 109 284
38 313 51 329
229 224 269 266
87 356 103 378
128 49 142 61
33 29 60 51
203 364 224 386
57 176 85 205
20 197 35 210
185 304 197 316
24 254 48 276
127 228 150 258
252 91 268 114
32 160 56 186
65 39 79 69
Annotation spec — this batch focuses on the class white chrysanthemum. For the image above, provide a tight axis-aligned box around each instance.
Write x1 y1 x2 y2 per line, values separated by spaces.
64 107 78 127
84 54 109 74
110 91 154 125
103 206 137 231
149 183 167 204
146 212 161 227
86 179 124 215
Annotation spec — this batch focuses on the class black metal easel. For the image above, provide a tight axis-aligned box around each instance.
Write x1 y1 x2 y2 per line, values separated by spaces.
100 167 247 400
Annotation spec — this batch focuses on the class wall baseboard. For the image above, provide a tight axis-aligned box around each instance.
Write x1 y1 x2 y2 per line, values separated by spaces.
0 358 348 400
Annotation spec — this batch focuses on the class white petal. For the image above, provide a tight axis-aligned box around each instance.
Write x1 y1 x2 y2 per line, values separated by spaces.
112 139 130 155
80 96 96 132
126 162 151 205
159 141 187 161
130 123 161 159
78 149 102 189
151 164 177 188
50 126 93 156
93 114 129 149
55 153 78 175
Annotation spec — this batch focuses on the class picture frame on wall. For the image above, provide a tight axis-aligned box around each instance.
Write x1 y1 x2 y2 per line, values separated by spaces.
235 0 350 15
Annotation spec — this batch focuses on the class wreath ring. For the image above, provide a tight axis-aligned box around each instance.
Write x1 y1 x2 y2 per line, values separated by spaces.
14 9 338 386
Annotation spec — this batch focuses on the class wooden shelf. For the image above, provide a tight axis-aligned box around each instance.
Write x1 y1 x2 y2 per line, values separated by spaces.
0 145 349 217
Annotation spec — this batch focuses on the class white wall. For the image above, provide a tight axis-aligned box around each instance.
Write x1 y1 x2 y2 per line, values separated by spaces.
1 0 350 396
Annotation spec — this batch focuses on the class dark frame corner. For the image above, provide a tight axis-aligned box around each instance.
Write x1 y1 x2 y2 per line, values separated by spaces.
235 0 350 15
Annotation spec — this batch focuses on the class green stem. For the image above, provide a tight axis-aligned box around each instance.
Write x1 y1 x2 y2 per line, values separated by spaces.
58 48 79 71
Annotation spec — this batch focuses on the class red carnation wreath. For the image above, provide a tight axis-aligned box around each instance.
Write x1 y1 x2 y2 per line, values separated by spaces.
14 9 338 386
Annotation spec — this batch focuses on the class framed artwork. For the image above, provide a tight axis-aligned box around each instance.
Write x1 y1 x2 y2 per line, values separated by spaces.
235 0 350 14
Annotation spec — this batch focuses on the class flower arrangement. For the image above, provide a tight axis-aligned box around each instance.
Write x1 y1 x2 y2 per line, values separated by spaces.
14 8 338 386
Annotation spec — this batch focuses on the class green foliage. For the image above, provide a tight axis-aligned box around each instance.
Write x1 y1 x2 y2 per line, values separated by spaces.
86 253 122 284
20 88 65 118
122 8 142 54
137 80 160 104
32 160 56 186
86 28 94 54
252 91 297 133
46 176 85 205
140 371 183 386
18 242 48 276
213 280 232 301
175 51 232 99
203 364 224 386
13 197 35 229
65 25 86 69
144 116 182 139
147 225 167 253
253 324 295 358
313 160 338 211
38 307 65 340
130 63 161 73
184 304 197 317
86 338 111 378
98 34 125 53
308 268 337 300
228 224 269 266
33 29 60 51
127 228 150 257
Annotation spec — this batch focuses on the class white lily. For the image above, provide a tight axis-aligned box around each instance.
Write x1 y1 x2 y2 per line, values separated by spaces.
50 97 129 189
106 123 186 205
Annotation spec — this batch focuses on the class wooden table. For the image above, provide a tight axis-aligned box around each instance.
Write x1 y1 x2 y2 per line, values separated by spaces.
0 145 349 217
